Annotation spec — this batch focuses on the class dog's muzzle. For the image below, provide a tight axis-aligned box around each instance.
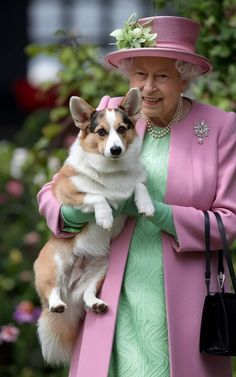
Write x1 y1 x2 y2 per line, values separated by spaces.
110 146 122 156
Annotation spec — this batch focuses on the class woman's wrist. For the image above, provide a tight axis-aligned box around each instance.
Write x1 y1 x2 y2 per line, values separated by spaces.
147 201 177 237
60 205 95 233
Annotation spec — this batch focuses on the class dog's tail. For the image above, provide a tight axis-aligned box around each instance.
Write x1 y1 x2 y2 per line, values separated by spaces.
37 307 81 365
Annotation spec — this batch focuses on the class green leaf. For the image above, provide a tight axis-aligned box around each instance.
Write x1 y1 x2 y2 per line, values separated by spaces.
34 137 50 150
42 123 61 139
210 45 231 58
50 106 69 122
110 29 123 38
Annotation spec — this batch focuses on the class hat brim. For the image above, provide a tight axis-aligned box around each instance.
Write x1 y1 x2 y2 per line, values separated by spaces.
105 48 212 75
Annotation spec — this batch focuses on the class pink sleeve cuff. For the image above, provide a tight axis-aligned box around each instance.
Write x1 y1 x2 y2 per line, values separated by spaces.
37 180 73 238
172 205 236 253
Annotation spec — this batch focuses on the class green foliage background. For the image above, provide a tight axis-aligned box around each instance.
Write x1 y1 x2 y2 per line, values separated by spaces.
0 1 235 376
154 0 236 110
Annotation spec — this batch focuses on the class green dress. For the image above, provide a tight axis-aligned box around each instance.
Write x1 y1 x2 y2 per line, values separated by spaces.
109 131 170 377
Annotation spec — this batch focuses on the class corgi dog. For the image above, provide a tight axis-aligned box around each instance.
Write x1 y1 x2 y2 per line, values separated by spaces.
34 87 155 365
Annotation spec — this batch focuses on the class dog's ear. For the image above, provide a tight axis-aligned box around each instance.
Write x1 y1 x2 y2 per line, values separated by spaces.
69 96 95 129
120 88 142 119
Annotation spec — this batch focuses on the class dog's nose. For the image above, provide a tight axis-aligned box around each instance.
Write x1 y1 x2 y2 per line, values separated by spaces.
110 146 122 156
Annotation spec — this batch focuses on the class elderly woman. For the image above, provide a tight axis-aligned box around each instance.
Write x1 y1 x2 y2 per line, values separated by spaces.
37 15 236 377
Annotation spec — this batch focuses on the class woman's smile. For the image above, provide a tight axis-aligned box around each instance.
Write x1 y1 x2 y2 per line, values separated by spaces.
142 97 163 105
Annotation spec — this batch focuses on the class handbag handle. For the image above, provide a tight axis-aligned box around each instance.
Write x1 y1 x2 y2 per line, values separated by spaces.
214 212 236 293
204 211 211 294
204 211 236 294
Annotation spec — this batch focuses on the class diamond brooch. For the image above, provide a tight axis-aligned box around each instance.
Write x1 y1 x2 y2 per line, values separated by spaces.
194 120 209 144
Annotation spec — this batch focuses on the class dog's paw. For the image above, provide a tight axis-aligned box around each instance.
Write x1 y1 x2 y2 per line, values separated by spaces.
142 204 155 217
49 301 67 313
96 213 114 230
91 299 108 314
138 201 155 217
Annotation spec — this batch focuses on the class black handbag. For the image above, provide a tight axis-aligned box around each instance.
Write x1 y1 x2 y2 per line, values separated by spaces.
199 211 236 356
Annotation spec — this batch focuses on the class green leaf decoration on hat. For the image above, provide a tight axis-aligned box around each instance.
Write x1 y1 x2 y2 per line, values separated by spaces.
110 13 157 49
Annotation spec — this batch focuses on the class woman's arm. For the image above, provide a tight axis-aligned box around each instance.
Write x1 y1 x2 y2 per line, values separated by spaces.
37 177 73 238
61 198 177 236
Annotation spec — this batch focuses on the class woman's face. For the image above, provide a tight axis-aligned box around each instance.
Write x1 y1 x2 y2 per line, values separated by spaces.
129 56 186 124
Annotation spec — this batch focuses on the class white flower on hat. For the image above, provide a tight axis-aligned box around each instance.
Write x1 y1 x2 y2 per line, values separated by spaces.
110 13 157 49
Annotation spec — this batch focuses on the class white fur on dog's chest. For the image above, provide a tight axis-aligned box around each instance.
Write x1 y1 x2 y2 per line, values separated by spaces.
70 172 140 203
66 137 145 204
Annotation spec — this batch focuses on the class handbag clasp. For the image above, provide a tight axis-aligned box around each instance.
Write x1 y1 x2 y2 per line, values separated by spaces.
218 272 225 290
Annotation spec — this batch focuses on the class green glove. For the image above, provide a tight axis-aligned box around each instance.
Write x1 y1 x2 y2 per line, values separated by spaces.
122 197 176 236
60 198 134 233
149 201 177 237
119 195 138 216
61 197 176 237
61 206 95 233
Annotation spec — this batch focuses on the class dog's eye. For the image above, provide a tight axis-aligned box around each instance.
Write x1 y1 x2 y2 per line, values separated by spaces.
97 128 107 137
117 126 127 134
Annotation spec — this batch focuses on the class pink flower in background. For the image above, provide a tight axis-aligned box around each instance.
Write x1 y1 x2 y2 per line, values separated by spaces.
13 301 41 324
0 325 20 344
23 231 40 246
6 180 24 198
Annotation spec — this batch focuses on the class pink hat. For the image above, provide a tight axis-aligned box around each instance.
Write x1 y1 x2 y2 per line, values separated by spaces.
105 16 212 74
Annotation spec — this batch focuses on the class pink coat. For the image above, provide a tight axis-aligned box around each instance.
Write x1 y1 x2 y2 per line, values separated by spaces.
38 97 236 377
162 100 236 377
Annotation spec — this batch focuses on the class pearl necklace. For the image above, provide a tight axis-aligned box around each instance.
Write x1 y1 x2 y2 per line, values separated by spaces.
140 97 184 138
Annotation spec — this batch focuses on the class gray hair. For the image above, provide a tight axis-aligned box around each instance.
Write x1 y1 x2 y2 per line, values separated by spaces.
117 58 201 89
175 60 201 81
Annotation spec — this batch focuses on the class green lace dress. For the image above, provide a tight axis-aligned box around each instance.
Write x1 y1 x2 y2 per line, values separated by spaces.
109 131 170 377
